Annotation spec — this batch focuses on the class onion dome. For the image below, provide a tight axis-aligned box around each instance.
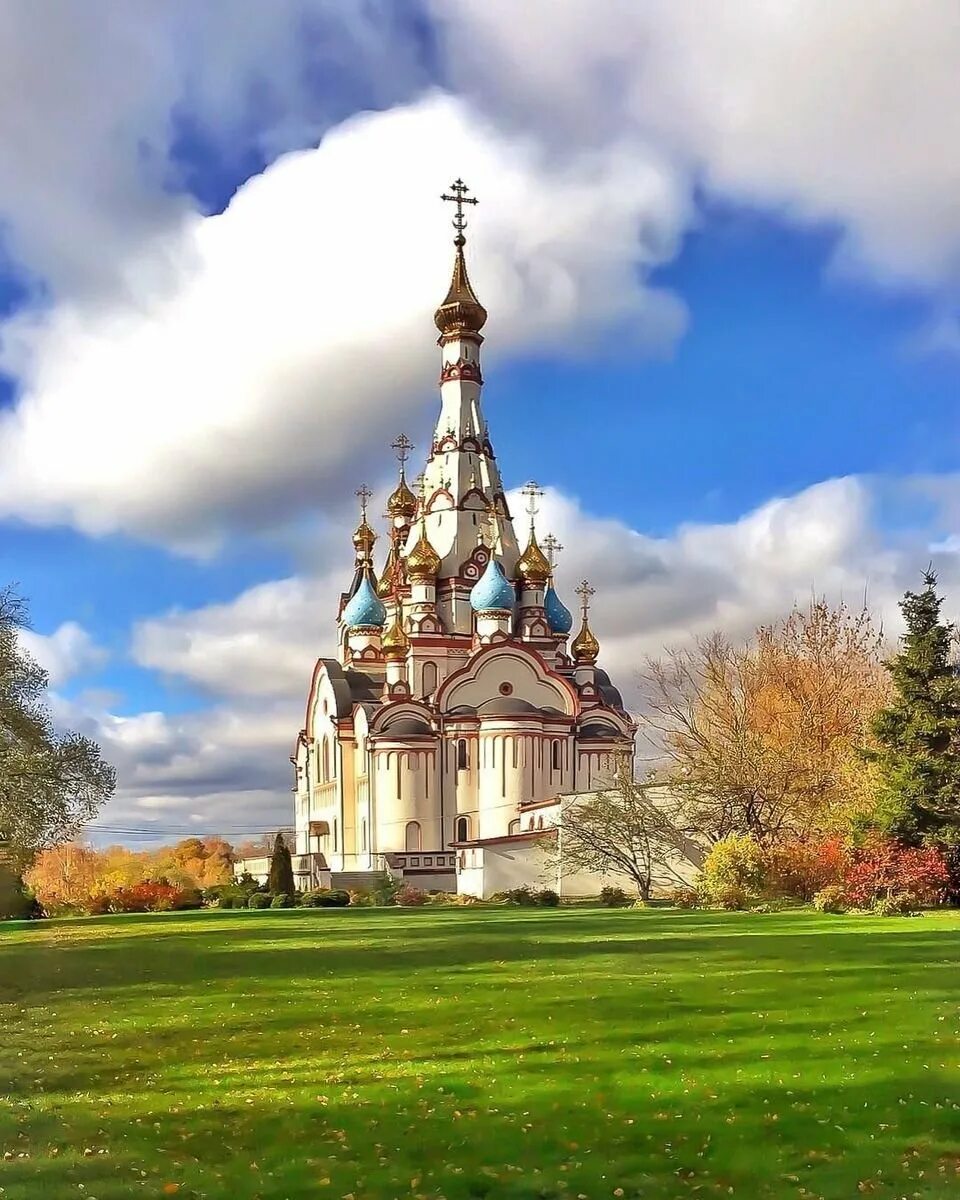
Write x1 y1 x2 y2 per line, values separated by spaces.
407 528 441 579
342 572 386 629
377 542 406 598
381 614 410 660
517 529 550 585
434 244 487 338
352 516 377 559
470 556 516 613
571 616 600 663
386 474 418 521
544 582 574 634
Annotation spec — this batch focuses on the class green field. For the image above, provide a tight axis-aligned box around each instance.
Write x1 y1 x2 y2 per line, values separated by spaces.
1 907 958 1199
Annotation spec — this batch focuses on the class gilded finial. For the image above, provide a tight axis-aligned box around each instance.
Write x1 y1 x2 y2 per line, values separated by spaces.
407 472 441 580
542 534 563 571
517 481 549 584
435 179 487 337
352 483 376 559
571 580 600 662
386 434 417 521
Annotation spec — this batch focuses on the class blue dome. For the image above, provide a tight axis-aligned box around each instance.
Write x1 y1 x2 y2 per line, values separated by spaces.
544 582 573 634
342 572 386 628
470 557 516 613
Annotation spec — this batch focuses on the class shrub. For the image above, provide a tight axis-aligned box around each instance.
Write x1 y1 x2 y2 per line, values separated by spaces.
373 876 401 906
85 893 112 915
270 893 294 908
600 885 629 908
700 835 766 907
347 889 374 907
493 885 538 906
109 881 182 913
536 888 560 907
843 839 949 910
872 893 920 916
631 898 649 909
0 870 43 920
665 886 700 909
300 889 350 908
813 885 847 914
763 837 850 901
247 892 272 909
426 890 457 905
396 885 428 907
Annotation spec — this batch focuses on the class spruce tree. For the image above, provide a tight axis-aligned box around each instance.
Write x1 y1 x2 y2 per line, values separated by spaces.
870 571 960 841
267 832 295 897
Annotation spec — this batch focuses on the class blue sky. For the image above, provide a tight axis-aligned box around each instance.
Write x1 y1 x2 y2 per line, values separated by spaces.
1 1 958 838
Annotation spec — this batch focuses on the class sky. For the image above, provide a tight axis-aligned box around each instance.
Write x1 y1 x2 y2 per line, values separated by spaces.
2 0 959 844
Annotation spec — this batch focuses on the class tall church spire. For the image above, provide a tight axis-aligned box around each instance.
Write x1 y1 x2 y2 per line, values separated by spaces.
405 180 519 620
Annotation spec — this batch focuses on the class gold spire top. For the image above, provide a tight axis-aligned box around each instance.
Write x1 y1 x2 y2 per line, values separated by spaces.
571 579 600 663
386 434 418 520
352 483 377 559
542 533 563 573
516 480 549 583
382 613 410 660
407 473 441 579
435 180 487 337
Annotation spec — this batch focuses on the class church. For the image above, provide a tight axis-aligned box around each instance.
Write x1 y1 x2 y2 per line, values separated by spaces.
292 182 636 898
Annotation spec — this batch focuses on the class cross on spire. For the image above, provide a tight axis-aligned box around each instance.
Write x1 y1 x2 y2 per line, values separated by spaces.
543 534 562 569
520 480 543 530
355 483 372 520
441 178 478 246
575 579 595 619
391 433 413 475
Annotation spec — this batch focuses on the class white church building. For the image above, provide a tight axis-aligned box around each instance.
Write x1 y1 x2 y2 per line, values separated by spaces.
291 182 637 898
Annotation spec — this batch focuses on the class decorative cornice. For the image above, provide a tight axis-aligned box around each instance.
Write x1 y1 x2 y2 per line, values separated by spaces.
439 357 483 386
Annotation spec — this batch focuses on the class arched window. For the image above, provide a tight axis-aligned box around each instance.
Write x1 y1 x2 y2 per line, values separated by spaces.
537 815 544 830
322 738 331 782
457 739 469 771
405 821 422 852
551 740 561 771
455 815 470 842
508 819 520 835
422 662 438 697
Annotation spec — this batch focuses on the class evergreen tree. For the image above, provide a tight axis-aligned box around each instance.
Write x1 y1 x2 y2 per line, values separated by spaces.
267 832 295 897
870 571 960 840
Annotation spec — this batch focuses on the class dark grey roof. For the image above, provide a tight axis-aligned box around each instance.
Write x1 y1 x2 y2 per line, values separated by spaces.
594 668 626 712
378 718 433 737
579 722 624 739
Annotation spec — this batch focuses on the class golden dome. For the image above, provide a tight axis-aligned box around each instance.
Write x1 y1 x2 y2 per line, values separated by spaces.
377 543 403 597
434 244 487 338
352 516 376 557
407 528 441 579
571 617 600 663
382 615 410 660
386 474 418 521
517 529 550 584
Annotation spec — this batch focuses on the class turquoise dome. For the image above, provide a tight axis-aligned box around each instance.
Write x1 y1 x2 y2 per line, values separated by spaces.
342 572 386 628
470 557 516 613
544 582 573 634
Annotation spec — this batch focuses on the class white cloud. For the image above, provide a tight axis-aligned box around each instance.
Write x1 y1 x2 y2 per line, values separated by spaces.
431 0 960 292
0 93 686 549
18 621 107 687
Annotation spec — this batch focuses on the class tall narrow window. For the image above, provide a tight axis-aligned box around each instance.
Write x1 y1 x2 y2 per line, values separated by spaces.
361 818 368 852
322 738 331 782
552 740 561 772
455 815 469 842
508 819 520 835
405 821 422 852
333 818 338 851
457 739 469 771
422 662 438 697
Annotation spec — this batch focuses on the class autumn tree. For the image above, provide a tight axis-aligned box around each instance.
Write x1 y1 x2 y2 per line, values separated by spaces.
24 842 101 912
869 571 960 842
639 600 889 844
545 761 702 899
0 587 115 873
267 832 295 897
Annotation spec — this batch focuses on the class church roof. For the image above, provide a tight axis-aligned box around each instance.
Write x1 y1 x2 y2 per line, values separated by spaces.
470 556 516 612
544 582 573 634
342 571 386 629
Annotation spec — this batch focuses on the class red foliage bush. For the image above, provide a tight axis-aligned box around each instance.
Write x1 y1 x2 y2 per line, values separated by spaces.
395 884 427 907
842 840 950 909
99 881 192 913
763 837 850 901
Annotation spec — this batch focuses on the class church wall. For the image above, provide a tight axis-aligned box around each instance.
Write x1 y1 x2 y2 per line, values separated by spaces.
372 744 442 852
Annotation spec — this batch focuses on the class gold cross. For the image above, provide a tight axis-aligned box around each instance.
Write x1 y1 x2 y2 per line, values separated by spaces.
355 483 372 520
391 433 413 470
575 579 595 619
543 534 562 568
441 178 478 242
520 480 543 530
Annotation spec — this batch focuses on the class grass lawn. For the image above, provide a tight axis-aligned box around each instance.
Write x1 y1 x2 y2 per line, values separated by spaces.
1 907 959 1200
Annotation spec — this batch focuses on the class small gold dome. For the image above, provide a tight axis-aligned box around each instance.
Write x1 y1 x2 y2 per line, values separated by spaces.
377 543 403 597
517 530 550 584
386 475 418 521
382 615 410 660
407 529 441 579
352 517 376 557
571 617 600 663
434 245 487 338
